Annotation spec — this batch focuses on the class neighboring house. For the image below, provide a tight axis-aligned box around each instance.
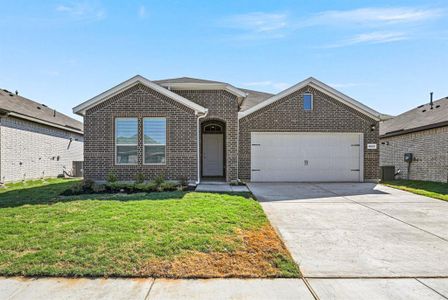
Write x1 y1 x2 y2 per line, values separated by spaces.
0 88 84 182
380 95 448 183
73 75 382 183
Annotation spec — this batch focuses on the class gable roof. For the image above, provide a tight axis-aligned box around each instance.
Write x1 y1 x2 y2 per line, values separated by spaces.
73 75 207 116
154 77 247 99
238 77 382 121
380 96 448 137
155 77 273 110
0 88 83 133
239 88 273 112
155 77 225 85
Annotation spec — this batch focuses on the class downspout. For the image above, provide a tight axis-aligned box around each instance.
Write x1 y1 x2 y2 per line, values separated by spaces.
236 116 240 182
196 109 209 185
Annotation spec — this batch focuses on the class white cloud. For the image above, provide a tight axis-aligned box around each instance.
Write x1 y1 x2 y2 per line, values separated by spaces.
220 7 443 44
325 31 409 48
138 5 147 18
304 7 443 27
242 81 290 92
56 2 106 21
220 12 289 39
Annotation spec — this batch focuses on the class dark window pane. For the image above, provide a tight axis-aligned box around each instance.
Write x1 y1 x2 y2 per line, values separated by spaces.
145 145 166 164
117 146 138 164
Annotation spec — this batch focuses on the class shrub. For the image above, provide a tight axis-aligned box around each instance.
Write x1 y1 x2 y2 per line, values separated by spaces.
134 172 145 184
92 183 106 193
159 181 177 192
105 182 124 192
179 176 189 187
135 182 158 192
106 169 118 183
83 179 95 192
154 176 165 187
61 182 84 196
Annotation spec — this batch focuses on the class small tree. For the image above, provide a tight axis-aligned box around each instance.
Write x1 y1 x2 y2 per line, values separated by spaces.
134 172 145 184
154 175 165 187
106 169 118 183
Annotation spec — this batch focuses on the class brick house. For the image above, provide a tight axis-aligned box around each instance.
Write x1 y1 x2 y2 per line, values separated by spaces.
0 88 83 182
380 95 448 183
73 75 382 183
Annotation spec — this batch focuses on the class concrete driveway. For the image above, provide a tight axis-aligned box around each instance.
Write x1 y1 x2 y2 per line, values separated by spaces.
248 182 448 298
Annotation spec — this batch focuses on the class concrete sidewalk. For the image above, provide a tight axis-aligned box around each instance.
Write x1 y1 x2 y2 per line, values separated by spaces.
2 277 448 299
0 277 313 300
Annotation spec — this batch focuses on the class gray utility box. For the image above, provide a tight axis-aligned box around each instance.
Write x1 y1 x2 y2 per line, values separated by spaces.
381 166 395 181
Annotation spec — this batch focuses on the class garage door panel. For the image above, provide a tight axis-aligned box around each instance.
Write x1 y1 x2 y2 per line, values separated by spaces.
251 132 363 182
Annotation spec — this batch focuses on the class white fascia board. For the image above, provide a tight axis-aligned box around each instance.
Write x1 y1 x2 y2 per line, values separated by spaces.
160 83 248 98
73 75 207 116
238 77 381 121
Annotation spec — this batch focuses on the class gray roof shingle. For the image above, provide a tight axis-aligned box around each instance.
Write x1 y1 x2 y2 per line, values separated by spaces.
154 77 225 85
0 89 83 133
380 97 448 136
154 77 273 112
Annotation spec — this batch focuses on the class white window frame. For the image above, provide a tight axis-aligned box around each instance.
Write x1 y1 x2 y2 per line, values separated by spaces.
303 93 313 111
143 117 167 165
115 117 138 165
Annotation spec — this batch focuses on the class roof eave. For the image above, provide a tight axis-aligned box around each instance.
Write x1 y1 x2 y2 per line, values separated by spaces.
380 120 448 138
6 111 83 134
238 77 381 121
73 75 207 116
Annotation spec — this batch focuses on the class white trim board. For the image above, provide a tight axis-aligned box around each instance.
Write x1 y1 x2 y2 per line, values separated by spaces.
238 77 382 121
73 75 207 116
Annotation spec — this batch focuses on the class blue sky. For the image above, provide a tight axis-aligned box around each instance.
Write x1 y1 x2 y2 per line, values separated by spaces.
1 0 447 120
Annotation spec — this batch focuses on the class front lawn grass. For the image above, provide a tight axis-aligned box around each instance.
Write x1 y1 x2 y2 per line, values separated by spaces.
383 180 448 201
0 179 299 278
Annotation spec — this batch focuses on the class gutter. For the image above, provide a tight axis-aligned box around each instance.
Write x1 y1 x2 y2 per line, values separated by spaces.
196 109 209 184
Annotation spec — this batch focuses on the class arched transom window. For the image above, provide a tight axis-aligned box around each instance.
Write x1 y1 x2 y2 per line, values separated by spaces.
203 123 224 133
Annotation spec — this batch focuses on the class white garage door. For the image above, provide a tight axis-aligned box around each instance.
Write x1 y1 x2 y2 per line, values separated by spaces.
251 132 363 182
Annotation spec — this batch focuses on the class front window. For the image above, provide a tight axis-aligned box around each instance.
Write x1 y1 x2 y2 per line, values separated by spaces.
144 117 166 164
303 93 313 111
115 118 138 164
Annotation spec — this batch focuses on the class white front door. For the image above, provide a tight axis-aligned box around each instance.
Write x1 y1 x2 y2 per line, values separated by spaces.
202 134 224 176
251 132 363 182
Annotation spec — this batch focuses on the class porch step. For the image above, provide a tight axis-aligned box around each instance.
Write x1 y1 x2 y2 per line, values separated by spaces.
200 181 227 185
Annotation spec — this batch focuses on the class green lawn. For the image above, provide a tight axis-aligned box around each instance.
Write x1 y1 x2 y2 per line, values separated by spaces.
0 179 299 278
383 180 448 201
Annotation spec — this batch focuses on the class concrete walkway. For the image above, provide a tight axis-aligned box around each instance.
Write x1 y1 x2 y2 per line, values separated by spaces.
248 182 448 299
195 182 249 193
